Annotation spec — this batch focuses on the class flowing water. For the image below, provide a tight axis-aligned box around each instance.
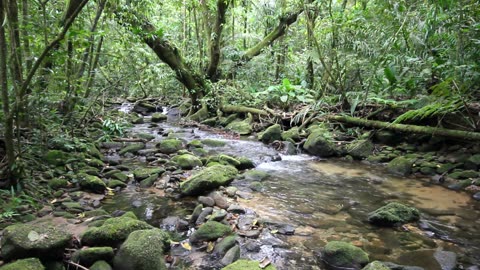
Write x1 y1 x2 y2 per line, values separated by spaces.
107 105 480 269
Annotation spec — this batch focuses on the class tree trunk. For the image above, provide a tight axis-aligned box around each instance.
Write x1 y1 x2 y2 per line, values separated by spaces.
328 115 480 141
206 0 230 81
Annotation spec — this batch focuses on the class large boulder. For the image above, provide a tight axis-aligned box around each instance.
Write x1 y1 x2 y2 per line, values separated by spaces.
180 165 238 196
346 139 374 160
303 129 339 157
282 127 301 142
156 139 184 154
113 229 170 270
387 157 415 176
72 247 114 267
258 124 282 144
0 258 45 270
190 221 232 243
81 216 154 247
1 224 72 261
172 154 203 169
322 241 369 269
226 118 252 135
79 174 107 194
368 202 420 226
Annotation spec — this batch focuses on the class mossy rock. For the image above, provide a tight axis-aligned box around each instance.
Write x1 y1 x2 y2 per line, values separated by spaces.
113 229 170 270
387 157 415 176
222 259 276 270
87 158 105 168
448 170 479 179
202 139 227 147
282 127 301 142
180 165 238 196
72 247 114 267
303 129 339 158
436 163 458 174
48 178 69 189
0 258 45 270
258 124 282 144
219 114 238 127
362 261 390 270
108 180 127 189
151 113 167 123
133 167 165 181
45 150 70 166
81 216 154 247
1 224 72 261
86 144 103 159
156 139 184 154
240 170 269 182
226 118 252 135
322 241 369 269
208 154 241 167
79 174 107 194
190 221 232 243
136 133 156 141
139 173 159 188
43 261 65 270
119 143 145 155
187 140 203 148
110 172 129 182
237 157 255 170
172 154 203 169
368 202 420 226
131 115 144 124
90 261 113 270
214 235 238 256
346 139 374 160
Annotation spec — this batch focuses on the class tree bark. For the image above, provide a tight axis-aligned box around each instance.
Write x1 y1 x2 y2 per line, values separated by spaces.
328 115 480 141
206 0 230 81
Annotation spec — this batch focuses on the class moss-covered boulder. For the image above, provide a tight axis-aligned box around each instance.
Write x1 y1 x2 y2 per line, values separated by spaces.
237 157 255 170
133 167 165 181
258 124 282 144
85 144 103 159
172 154 203 169
303 129 339 157
190 221 232 243
368 202 420 226
90 261 113 270
1 224 72 261
240 170 269 182
180 165 238 196
222 259 276 270
322 241 369 269
108 180 127 189
151 113 167 123
202 139 227 147
131 115 144 124
214 235 238 256
208 154 241 167
362 261 390 270
448 170 479 179
118 143 145 155
346 139 374 160
0 258 45 270
139 173 160 188
387 157 415 176
48 178 69 189
110 172 129 182
156 139 184 154
226 118 252 135
72 247 114 267
282 127 301 142
187 140 203 148
81 216 154 247
113 229 170 270
45 150 70 166
79 174 107 194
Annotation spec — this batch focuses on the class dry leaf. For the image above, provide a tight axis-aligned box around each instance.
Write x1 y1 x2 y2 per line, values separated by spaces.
207 242 215 253
181 242 192 251
170 240 180 245
259 257 272 269
271 229 278 234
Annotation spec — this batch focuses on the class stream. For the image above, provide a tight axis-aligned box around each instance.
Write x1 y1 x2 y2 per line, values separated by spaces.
105 105 480 269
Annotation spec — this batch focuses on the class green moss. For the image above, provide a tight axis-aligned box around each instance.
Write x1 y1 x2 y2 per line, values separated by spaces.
258 124 282 144
151 113 167 123
303 129 339 157
113 229 170 270
208 154 241 167
282 127 301 142
85 144 103 159
0 258 45 270
190 221 232 243
221 259 276 270
180 165 238 196
201 139 227 147
121 211 138 219
387 157 415 176
111 172 129 182
87 158 105 168
137 133 156 141
368 202 420 226
133 167 165 181
119 143 145 155
449 170 479 179
81 216 153 247
346 139 374 160
214 235 237 256
72 247 114 267
1 224 72 261
323 241 369 269
48 178 69 189
226 119 252 135
45 150 70 166
241 170 269 182
90 261 112 270
156 139 184 154
172 154 203 169
108 180 127 188
79 174 107 194
236 157 255 170
139 173 159 188
362 261 391 270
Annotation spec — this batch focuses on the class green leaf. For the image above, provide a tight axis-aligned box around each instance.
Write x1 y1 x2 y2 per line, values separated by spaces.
280 95 288 103
384 66 397 85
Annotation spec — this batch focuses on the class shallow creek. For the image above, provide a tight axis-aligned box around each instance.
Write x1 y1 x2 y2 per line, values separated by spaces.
104 108 480 269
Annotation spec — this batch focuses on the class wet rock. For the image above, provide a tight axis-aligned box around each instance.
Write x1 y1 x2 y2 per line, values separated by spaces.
133 167 164 181
180 165 238 196
113 229 170 270
362 261 390 270
322 241 369 269
214 235 237 256
282 127 301 142
172 154 202 169
139 173 159 188
90 260 113 270
240 170 269 182
189 221 232 243
368 202 420 226
382 262 424 270
151 113 167 122
346 139 374 160
0 258 45 270
81 216 153 246
236 157 255 170
237 216 256 230
198 196 215 207
119 143 145 155
303 129 340 157
78 174 107 194
244 240 261 252
226 118 252 135
236 190 253 199
259 231 288 248
209 209 228 222
71 247 114 267
249 181 264 192
190 204 204 224
387 157 415 176
1 224 72 261
396 249 454 270
473 192 480 201
161 216 182 232
156 139 184 154
208 154 241 167
227 204 246 214
196 207 213 225
433 250 457 270
258 124 282 144
225 186 238 197
222 259 276 270
238 229 261 238
221 245 240 266
447 179 471 191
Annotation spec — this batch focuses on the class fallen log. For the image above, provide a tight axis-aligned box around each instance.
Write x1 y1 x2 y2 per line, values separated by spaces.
328 115 480 141
221 105 269 116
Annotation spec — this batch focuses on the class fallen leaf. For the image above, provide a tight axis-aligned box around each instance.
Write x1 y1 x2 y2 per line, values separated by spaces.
181 242 192 251
259 257 271 269
271 229 278 234
170 240 180 245
28 231 40 242
252 219 258 227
